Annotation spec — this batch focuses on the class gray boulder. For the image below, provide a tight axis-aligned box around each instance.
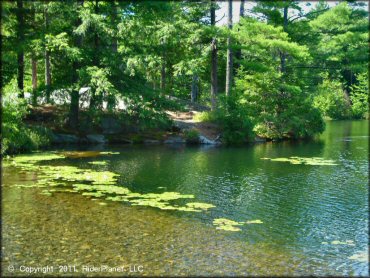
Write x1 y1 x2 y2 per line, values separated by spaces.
164 136 186 144
86 134 106 144
52 133 79 144
144 139 160 145
199 135 221 145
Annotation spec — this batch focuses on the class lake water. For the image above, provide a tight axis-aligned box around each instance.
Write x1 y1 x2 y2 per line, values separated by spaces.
2 120 368 276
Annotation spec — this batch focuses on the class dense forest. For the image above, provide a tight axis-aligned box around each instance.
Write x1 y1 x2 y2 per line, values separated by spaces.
1 0 368 154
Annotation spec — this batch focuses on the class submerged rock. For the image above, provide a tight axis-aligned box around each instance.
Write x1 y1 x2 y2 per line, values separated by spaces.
198 135 220 145
164 136 186 144
52 133 79 144
144 139 161 145
86 134 106 144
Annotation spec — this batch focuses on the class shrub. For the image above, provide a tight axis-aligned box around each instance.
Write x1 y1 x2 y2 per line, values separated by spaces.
195 96 254 144
2 82 52 154
184 129 200 144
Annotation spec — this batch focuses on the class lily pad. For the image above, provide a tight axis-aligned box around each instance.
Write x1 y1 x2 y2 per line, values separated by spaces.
7 152 215 214
213 218 244 232
261 156 337 166
331 240 355 246
245 220 263 224
185 202 215 210
88 161 108 165
348 251 367 262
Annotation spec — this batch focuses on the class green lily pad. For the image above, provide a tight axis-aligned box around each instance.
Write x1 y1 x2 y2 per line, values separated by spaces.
7 152 215 215
185 202 215 210
88 161 108 165
213 218 244 232
331 240 355 246
261 156 338 166
245 219 263 224
348 251 367 262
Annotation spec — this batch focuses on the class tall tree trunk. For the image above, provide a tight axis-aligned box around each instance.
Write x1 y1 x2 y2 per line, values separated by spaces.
45 4 52 103
191 74 198 103
235 0 245 71
110 1 118 53
31 56 38 105
225 0 233 96
160 54 166 94
90 0 100 110
68 1 83 130
16 0 24 98
210 0 218 110
31 6 37 105
280 6 288 74
240 0 245 17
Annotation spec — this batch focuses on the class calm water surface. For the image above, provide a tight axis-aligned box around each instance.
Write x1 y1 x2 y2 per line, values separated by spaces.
2 120 368 276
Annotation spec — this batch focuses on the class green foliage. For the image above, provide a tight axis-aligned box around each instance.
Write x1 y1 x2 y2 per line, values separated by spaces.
2 1 368 149
195 96 254 144
184 129 200 144
313 76 352 120
122 96 172 131
309 2 368 83
234 18 324 139
193 111 218 123
2 82 52 154
350 72 369 119
217 95 254 144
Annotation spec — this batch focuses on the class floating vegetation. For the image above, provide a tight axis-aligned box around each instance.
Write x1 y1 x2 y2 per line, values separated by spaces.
348 251 367 262
246 220 263 224
40 190 53 196
6 151 216 214
11 153 65 164
321 240 355 246
213 218 244 232
139 192 195 201
261 156 338 166
61 151 119 159
213 218 264 231
88 161 108 165
185 202 215 210
100 151 120 155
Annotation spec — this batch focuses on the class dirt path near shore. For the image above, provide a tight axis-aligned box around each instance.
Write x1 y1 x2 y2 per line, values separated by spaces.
166 110 221 140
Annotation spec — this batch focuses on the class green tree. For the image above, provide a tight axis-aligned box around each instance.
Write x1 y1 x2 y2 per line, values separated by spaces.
234 17 324 139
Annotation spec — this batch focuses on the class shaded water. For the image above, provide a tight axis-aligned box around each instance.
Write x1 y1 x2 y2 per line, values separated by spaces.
2 120 368 276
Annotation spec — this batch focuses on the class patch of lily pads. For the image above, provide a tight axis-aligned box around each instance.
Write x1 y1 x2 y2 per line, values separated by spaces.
213 218 263 232
348 251 367 262
5 152 216 213
62 151 120 159
321 240 355 246
261 156 338 166
213 218 244 231
88 161 108 165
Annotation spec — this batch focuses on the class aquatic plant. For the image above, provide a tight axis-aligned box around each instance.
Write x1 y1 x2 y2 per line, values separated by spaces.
321 240 355 246
245 220 263 224
185 202 215 210
88 161 108 165
213 218 244 232
5 152 216 214
261 156 338 166
348 251 367 262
